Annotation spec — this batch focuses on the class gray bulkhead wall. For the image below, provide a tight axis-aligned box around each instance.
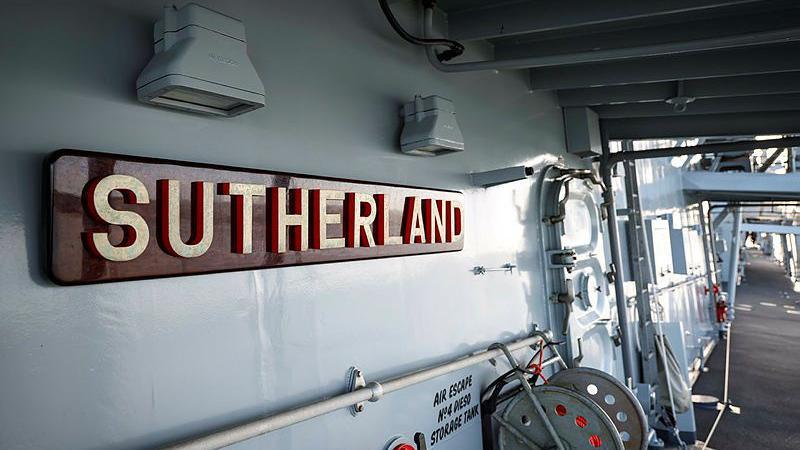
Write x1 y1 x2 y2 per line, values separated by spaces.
0 1 583 449
631 153 717 369
635 157 689 218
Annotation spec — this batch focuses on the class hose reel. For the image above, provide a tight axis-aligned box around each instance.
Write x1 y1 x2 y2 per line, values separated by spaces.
490 366 646 450
498 384 623 450
549 368 648 450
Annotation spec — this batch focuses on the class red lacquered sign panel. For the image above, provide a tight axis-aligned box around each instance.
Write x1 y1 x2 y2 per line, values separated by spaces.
48 150 464 285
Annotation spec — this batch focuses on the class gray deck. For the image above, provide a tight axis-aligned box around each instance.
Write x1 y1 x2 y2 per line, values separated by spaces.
691 250 800 449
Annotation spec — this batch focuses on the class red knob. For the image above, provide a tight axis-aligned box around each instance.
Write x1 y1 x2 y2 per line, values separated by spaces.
394 444 416 450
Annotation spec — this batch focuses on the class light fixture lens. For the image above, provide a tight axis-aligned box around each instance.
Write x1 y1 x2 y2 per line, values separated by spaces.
158 87 246 111
405 145 462 157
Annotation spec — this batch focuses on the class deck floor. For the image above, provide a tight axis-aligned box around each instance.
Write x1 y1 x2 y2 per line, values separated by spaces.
691 250 800 449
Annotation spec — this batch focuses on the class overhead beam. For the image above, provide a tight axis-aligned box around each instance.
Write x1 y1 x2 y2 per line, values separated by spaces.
592 94 800 118
446 0 765 41
602 111 800 139
607 137 800 164
740 222 800 235
530 42 800 90
558 73 800 107
684 172 800 202
495 9 800 60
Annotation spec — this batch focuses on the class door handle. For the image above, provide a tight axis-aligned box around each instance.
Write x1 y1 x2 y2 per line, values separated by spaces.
552 292 574 335
572 337 584 368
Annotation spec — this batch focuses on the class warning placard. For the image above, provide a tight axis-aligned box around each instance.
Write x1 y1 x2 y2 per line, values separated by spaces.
428 374 480 447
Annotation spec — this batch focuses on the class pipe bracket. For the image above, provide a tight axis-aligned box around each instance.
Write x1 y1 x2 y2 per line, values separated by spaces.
347 366 367 415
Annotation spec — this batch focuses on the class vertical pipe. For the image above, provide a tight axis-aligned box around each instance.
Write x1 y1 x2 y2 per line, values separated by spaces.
726 207 743 310
793 234 800 281
781 234 791 274
601 138 637 385
707 206 722 289
698 202 717 322
621 140 658 388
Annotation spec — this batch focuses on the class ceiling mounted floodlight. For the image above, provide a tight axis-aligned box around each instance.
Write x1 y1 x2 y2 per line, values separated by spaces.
400 95 464 156
136 3 265 117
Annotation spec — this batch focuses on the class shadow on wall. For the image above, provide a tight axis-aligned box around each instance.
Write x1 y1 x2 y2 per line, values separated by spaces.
514 159 560 334
0 2 156 288
0 150 50 287
1 2 154 102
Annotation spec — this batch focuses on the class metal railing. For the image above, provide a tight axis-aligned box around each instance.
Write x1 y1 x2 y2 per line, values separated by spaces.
161 331 550 449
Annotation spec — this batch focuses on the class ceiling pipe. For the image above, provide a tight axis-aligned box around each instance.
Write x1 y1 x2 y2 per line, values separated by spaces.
422 6 800 73
607 137 800 164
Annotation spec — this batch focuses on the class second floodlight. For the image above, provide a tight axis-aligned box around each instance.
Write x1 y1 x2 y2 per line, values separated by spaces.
400 95 464 156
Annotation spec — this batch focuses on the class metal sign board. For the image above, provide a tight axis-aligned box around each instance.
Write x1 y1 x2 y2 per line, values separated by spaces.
47 150 464 285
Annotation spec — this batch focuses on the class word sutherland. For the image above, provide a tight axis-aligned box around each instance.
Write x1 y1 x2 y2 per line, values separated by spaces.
49 151 465 284
84 175 464 261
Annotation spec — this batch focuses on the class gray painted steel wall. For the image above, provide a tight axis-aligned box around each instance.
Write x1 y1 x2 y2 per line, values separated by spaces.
0 1 580 449
631 142 691 217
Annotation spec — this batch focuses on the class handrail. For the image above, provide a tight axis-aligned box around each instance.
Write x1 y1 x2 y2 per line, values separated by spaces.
623 275 707 301
161 331 549 449
654 274 707 293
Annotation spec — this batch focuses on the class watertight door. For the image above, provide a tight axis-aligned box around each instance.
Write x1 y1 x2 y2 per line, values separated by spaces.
539 166 623 379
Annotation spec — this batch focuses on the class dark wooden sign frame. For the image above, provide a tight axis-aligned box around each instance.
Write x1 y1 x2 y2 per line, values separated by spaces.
47 150 464 285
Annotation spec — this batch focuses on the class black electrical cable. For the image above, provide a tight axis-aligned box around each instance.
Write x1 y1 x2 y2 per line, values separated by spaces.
481 341 563 403
378 0 464 61
479 341 563 450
